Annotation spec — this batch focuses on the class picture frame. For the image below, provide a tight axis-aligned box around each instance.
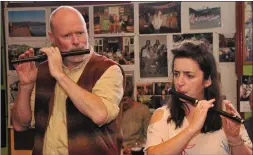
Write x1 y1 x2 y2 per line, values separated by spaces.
139 2 181 34
93 4 134 34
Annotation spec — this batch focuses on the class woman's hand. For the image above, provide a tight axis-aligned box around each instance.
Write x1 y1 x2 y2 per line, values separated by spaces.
188 99 215 135
221 100 241 142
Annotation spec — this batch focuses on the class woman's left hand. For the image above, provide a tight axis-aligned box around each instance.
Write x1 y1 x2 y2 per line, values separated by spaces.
221 100 241 141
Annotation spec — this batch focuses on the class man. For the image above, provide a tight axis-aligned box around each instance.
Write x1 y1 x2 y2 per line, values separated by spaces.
12 6 124 155
120 79 151 155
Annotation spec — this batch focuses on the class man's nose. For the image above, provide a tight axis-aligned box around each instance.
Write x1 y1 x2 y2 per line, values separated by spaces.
71 34 80 45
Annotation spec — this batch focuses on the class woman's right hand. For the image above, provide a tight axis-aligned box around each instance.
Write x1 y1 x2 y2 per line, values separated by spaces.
13 48 38 90
187 99 215 135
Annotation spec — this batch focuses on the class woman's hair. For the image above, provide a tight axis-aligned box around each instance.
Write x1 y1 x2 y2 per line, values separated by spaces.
168 40 222 133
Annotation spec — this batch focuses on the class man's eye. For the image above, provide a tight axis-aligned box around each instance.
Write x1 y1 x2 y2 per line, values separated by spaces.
173 72 179 77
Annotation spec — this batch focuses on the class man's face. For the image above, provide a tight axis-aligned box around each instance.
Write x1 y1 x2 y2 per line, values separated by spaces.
50 10 89 63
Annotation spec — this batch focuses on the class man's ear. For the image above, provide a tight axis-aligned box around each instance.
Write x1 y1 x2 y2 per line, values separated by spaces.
48 31 55 45
204 76 212 88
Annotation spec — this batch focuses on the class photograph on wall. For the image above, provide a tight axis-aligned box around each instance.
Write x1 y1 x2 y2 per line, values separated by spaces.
189 6 221 29
136 82 155 113
139 35 168 78
244 28 253 64
239 75 253 112
94 36 134 65
7 74 19 104
153 82 172 106
173 33 213 53
8 10 46 37
139 2 181 34
7 44 45 71
93 4 134 34
219 33 236 62
8 103 14 128
51 7 89 30
124 71 134 96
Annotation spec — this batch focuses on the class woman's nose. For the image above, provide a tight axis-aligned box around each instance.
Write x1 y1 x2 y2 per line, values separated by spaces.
177 74 185 86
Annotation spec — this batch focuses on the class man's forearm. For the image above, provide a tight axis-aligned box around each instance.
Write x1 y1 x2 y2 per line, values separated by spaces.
12 86 33 131
56 73 108 126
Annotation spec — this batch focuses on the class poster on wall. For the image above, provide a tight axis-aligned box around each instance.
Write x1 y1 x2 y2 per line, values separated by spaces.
139 35 168 78
189 6 221 29
94 36 134 65
240 75 253 112
7 43 47 71
8 10 46 37
93 4 134 34
173 33 213 53
51 7 90 30
219 33 236 62
139 2 181 34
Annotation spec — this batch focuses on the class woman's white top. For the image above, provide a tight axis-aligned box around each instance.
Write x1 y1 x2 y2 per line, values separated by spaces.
145 106 252 155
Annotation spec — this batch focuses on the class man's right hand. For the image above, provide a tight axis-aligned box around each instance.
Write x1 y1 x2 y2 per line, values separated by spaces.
13 48 38 90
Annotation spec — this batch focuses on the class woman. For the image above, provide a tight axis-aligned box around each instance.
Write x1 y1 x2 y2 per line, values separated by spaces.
145 40 252 155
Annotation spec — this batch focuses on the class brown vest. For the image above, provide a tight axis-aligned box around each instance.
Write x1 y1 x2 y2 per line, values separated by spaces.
33 53 125 155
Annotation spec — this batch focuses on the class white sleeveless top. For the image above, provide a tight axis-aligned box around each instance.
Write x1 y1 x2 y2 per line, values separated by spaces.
144 106 252 155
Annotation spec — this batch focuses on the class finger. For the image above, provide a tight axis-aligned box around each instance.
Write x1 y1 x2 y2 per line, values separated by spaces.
28 48 35 57
39 47 52 56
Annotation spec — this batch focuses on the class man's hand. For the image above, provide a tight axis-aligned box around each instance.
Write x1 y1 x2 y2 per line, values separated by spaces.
39 47 65 80
13 48 38 90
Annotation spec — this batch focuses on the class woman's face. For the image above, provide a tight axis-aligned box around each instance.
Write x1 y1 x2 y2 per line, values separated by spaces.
173 58 211 102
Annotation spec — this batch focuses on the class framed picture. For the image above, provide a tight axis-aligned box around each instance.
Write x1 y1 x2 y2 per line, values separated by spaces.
139 35 168 78
139 2 181 34
94 36 134 65
189 6 221 29
7 9 46 38
93 4 134 34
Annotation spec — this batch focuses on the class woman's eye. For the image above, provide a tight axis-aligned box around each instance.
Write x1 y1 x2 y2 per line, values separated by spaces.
187 74 194 78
